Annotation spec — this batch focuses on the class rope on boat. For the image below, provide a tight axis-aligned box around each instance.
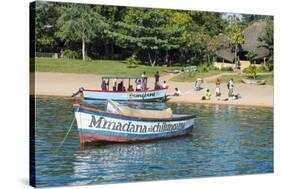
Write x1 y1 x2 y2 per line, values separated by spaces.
54 116 76 153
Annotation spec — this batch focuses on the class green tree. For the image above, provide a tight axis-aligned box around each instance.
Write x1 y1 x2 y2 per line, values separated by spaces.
182 12 224 66
245 50 257 63
56 4 109 61
160 10 190 65
259 20 273 70
111 8 169 66
35 1 61 52
226 21 244 68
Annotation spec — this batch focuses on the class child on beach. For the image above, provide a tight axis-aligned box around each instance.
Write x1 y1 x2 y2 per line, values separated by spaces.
202 89 211 100
162 81 168 88
215 78 221 97
173 88 182 96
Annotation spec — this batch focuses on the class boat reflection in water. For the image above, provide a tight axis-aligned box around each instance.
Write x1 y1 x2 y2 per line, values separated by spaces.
71 137 193 185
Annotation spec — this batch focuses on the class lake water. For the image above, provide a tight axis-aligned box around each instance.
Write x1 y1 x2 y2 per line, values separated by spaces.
33 96 273 187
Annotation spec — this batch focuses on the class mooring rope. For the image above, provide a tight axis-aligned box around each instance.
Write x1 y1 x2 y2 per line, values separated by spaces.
54 116 76 153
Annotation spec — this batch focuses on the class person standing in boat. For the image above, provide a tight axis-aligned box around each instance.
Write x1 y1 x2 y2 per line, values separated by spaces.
136 79 142 91
215 78 221 97
112 78 117 91
154 71 160 89
128 85 134 92
101 79 108 91
227 78 234 97
117 80 125 91
141 71 147 90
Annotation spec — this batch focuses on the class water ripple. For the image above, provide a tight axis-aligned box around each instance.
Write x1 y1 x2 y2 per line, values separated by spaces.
34 97 273 187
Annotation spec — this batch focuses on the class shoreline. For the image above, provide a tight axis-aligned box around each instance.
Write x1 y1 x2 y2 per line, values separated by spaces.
33 72 274 108
34 94 274 109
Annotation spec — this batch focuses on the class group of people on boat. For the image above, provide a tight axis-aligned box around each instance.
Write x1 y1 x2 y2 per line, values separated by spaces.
100 71 168 92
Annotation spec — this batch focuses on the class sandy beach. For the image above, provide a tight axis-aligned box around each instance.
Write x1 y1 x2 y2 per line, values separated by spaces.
33 72 274 108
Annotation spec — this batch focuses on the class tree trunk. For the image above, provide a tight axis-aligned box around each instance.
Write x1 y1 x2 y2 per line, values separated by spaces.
110 43 114 59
82 37 86 61
234 44 238 68
148 51 156 67
165 50 169 65
104 39 114 59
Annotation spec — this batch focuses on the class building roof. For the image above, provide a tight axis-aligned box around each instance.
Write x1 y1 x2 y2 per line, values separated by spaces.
216 49 235 62
215 20 270 61
242 20 270 59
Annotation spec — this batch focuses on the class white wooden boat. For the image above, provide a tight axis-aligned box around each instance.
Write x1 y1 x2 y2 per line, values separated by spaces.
241 79 266 85
73 100 195 144
81 88 168 101
74 76 168 101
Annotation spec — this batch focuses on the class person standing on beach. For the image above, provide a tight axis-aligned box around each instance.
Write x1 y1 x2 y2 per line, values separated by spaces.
227 78 234 97
154 71 160 89
215 78 221 97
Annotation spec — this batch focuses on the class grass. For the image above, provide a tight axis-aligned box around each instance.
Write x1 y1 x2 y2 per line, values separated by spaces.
207 73 274 85
171 70 221 82
34 57 181 77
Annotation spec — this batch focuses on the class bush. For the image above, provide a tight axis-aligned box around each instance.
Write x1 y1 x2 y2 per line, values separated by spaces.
266 56 273 71
63 49 81 59
209 64 219 71
256 65 268 73
188 69 196 78
243 65 257 79
126 55 138 68
198 63 209 73
220 67 234 72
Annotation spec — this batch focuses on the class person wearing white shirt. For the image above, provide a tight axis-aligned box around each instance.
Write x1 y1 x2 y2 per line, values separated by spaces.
162 81 168 88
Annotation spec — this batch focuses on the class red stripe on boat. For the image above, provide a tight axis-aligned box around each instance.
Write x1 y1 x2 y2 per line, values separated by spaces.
83 88 168 93
79 132 191 143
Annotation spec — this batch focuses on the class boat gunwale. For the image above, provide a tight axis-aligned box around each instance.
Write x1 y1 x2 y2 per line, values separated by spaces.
74 104 195 121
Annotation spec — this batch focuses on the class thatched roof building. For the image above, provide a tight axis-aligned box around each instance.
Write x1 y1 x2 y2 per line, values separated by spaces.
242 21 269 60
216 20 269 63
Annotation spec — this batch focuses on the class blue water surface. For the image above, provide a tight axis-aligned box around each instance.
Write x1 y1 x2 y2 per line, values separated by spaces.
34 97 273 187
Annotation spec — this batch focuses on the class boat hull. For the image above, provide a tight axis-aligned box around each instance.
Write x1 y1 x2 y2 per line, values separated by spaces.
74 105 195 144
82 88 167 101
79 126 193 143
241 79 266 85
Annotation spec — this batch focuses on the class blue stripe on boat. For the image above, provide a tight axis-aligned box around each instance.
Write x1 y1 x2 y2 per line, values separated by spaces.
76 109 194 123
79 125 193 139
